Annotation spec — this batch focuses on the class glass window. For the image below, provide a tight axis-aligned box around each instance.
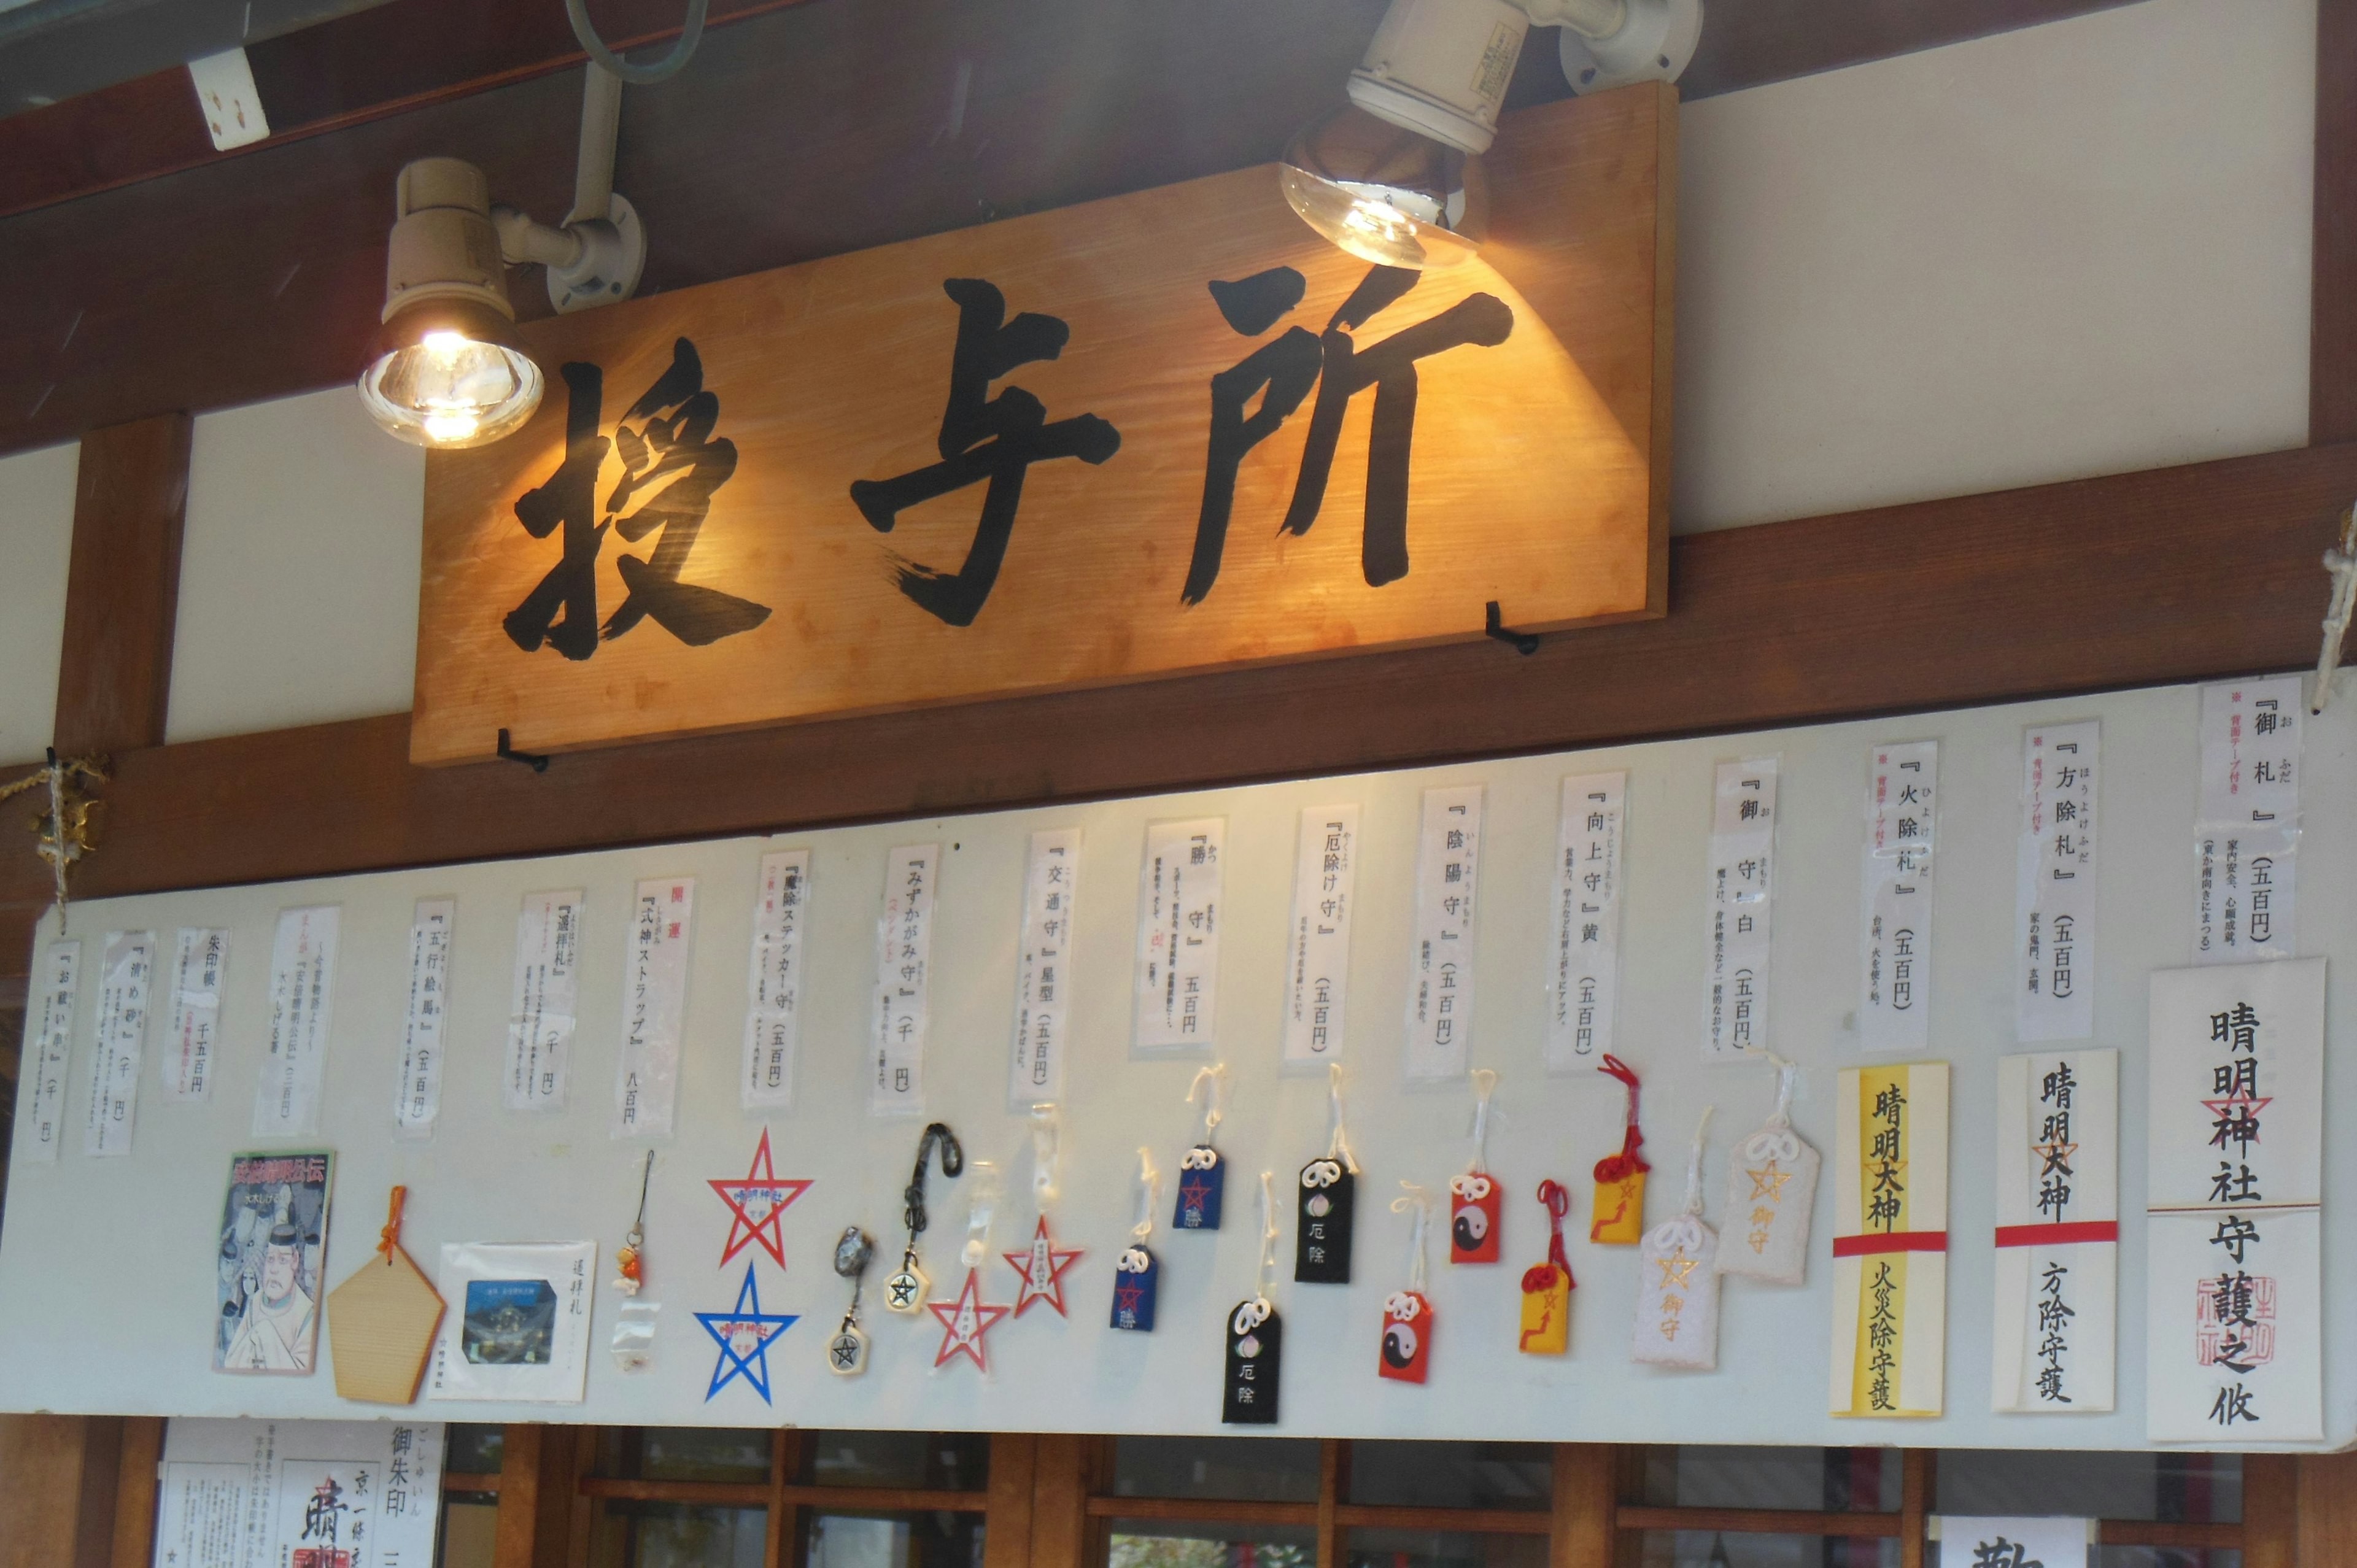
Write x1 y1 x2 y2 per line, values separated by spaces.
2094 1553 2239 1568
594 1427 773 1483
1636 1449 1902 1514
1345 1527 1547 1568
587 1501 767 1568
1112 1437 1321 1503
797 1431 991 1491
1107 1520 1316 1568
808 1509 985 1568
1347 1442 1549 1512
1636 1535 1900 1568
436 1497 498 1568
1935 1451 2242 1524
443 1423 506 1478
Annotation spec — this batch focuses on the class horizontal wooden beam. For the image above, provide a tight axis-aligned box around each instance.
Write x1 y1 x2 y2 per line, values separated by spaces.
1614 1505 1898 1539
1083 1497 1320 1527
44 440 2355 905
0 0 2141 457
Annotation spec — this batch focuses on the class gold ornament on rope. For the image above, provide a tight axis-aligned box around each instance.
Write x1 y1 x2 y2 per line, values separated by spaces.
0 749 109 925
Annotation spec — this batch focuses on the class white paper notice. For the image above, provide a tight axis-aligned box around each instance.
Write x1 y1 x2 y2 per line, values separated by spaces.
156 1417 445 1568
251 905 339 1138
1991 1049 2118 1413
161 927 229 1103
1547 772 1625 1072
2145 957 2324 1442
1134 819 1223 1052
1010 828 1081 1106
871 844 939 1116
1404 784 1484 1083
83 929 153 1157
1932 1517 2089 1568
393 900 455 1138
1860 741 1938 1056
613 876 695 1140
2194 676 2302 965
505 890 583 1112
17 940 78 1165
1703 758 1778 1061
741 849 811 1111
1282 806 1358 1070
428 1241 596 1403
2016 722 2098 1041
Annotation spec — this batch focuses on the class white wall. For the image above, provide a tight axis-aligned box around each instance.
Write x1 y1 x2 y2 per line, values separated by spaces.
1674 0 2316 531
0 440 79 763
4 676 2352 1448
152 0 2320 728
165 387 425 744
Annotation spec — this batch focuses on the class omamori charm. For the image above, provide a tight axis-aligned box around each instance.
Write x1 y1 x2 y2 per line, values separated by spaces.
1449 1069 1501 1264
1174 1065 1229 1230
1718 1052 1819 1286
1634 1108 1719 1370
1590 1055 1650 1243
887 1122 962 1314
1519 1180 1575 1355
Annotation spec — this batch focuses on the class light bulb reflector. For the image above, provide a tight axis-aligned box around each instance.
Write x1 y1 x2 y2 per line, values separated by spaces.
358 309 543 450
1279 104 1487 271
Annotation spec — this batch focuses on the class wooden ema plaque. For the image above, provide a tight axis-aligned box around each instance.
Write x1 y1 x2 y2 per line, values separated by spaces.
412 88 1675 765
327 1192 446 1404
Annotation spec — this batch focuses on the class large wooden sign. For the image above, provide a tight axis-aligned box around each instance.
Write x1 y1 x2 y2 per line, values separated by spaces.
411 88 1674 765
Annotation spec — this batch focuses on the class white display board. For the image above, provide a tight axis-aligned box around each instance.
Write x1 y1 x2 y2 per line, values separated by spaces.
3 678 2353 1448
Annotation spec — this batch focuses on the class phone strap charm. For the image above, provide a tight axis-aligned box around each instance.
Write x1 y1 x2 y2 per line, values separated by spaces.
1717 1051 1819 1285
614 1148 654 1295
1223 1171 1283 1424
1590 1054 1652 1243
1519 1179 1575 1356
1113 1146 1161 1332
930 1159 1010 1372
1450 1069 1501 1263
1296 1062 1360 1283
885 1121 962 1314
826 1227 874 1376
1007 1103 1085 1317
1175 1065 1229 1230
1380 1182 1436 1383
1635 1106 1720 1369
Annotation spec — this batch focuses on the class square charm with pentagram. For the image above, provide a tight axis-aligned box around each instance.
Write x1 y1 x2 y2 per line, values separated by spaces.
1294 1159 1355 1283
1221 1297 1282 1424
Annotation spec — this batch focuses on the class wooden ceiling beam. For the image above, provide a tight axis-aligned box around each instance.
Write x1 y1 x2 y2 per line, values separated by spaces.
0 0 2141 457
39 439 2354 903
2313 0 2357 442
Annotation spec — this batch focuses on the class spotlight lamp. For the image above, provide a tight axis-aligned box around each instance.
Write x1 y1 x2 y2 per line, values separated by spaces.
1280 0 1702 270
359 0 707 449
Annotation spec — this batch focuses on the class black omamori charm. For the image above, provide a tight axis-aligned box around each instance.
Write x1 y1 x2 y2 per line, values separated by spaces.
1221 1297 1282 1424
1294 1159 1355 1283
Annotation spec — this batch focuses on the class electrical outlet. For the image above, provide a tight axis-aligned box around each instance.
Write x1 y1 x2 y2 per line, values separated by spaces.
187 48 271 152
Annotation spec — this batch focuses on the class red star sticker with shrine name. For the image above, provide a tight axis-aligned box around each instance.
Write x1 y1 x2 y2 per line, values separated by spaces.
929 1269 1012 1370
708 1129 814 1269
1002 1215 1086 1318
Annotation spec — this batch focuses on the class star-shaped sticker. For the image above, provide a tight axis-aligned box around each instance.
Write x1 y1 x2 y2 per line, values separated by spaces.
1747 1159 1792 1202
1003 1216 1085 1318
708 1129 814 1269
695 1262 798 1403
1654 1249 1698 1290
929 1269 1011 1370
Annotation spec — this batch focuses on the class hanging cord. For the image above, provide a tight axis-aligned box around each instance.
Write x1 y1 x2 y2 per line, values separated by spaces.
565 0 710 85
2315 501 2357 715
1524 1180 1574 1292
1592 1054 1651 1182
1029 1103 1062 1209
1252 1171 1279 1307
1681 1106 1716 1217
377 1186 408 1262
1325 1062 1361 1174
1391 1181 1432 1294
1738 1049 1804 1165
1187 1064 1229 1140
623 1148 654 1252
904 1122 964 1239
1465 1068 1498 1175
958 1159 1002 1271
1131 1148 1161 1243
